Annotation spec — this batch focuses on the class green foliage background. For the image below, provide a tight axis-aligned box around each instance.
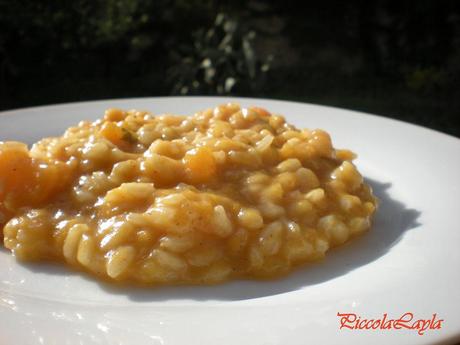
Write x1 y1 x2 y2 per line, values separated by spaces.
0 0 459 137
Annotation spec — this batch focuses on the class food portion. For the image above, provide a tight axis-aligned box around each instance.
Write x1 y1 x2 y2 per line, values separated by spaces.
0 104 377 284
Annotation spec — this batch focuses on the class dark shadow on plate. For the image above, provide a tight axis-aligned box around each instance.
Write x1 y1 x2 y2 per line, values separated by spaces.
18 177 420 301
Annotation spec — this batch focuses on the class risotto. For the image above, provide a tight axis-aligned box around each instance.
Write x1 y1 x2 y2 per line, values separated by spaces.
0 103 376 284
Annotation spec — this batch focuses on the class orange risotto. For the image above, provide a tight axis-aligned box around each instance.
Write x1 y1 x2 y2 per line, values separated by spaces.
0 104 377 284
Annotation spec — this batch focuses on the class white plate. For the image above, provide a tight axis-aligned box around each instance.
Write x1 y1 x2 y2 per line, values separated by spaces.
1 97 459 345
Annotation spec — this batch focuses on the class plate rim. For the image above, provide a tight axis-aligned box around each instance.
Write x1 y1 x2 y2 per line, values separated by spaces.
1 95 459 144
